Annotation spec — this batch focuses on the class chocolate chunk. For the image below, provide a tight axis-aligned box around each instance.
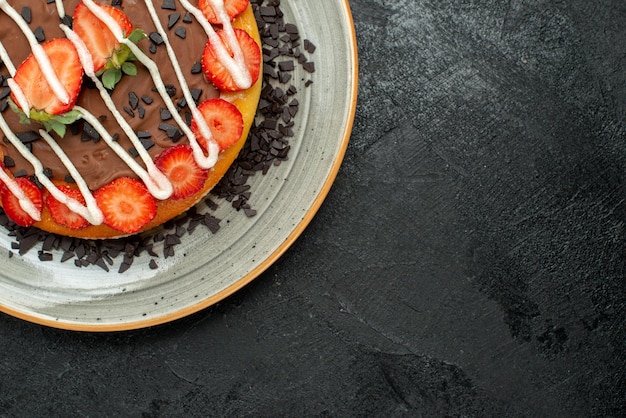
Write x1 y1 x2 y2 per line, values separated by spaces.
61 14 72 28
82 122 100 141
161 0 176 11
140 137 155 150
128 91 139 109
20 7 31 24
278 61 294 71
164 84 177 97
182 12 193 23
175 26 186 39
160 108 172 121
16 131 39 143
158 122 182 141
141 95 153 105
38 251 53 262
302 61 315 73
190 88 202 104
167 13 180 29
190 61 202 74
33 26 45 43
149 32 164 45
304 39 316 53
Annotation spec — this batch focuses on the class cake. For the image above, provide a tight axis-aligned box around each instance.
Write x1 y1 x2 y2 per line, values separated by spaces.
0 0 262 239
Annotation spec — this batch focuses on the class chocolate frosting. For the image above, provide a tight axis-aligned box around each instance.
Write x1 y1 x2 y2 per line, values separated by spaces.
0 0 218 190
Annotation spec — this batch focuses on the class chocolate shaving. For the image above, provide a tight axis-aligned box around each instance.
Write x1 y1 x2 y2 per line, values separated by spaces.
20 7 32 24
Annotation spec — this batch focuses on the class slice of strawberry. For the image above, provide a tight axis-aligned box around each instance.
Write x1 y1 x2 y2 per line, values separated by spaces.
201 28 261 92
45 186 90 230
94 177 156 234
11 38 83 116
155 144 209 200
191 98 244 152
198 0 249 24
72 1 134 74
0 177 43 227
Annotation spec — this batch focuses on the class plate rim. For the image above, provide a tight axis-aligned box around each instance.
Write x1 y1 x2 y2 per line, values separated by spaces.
0 0 359 332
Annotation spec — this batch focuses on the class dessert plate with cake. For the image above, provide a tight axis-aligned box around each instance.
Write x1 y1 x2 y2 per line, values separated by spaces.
0 0 357 331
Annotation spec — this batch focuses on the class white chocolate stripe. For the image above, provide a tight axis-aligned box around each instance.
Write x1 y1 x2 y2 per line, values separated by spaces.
0 40 32 114
142 0 220 168
60 24 96 77
178 0 252 89
38 130 104 225
6 79 30 116
0 41 16 76
0 0 70 105
54 0 65 20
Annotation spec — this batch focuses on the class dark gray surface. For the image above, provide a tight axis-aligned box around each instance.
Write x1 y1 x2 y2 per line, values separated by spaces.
1 0 624 416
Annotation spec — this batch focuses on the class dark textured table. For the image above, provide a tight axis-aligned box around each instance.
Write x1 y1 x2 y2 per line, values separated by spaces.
1 0 624 416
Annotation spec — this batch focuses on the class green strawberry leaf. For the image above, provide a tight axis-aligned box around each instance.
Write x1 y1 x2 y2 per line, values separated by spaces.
44 119 67 138
121 62 137 76
51 109 82 125
127 28 147 44
8 101 82 137
102 68 122 89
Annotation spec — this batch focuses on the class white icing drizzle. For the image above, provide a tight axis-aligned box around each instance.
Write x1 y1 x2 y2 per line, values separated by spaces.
142 0 220 169
38 130 104 225
0 40 31 114
0 41 16 75
0 0 70 106
54 0 65 20
6 79 29 115
179 0 252 89
61 24 174 200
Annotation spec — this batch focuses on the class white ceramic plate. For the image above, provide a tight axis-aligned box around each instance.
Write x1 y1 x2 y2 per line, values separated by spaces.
0 0 358 331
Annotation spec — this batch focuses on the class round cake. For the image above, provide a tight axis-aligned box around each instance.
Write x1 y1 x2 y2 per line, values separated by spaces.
0 0 262 238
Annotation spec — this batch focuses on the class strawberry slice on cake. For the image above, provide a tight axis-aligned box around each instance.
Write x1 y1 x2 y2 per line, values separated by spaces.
0 177 43 228
10 38 83 137
199 0 249 24
72 1 144 89
94 177 157 235
202 28 261 92
155 144 209 200
192 98 244 152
